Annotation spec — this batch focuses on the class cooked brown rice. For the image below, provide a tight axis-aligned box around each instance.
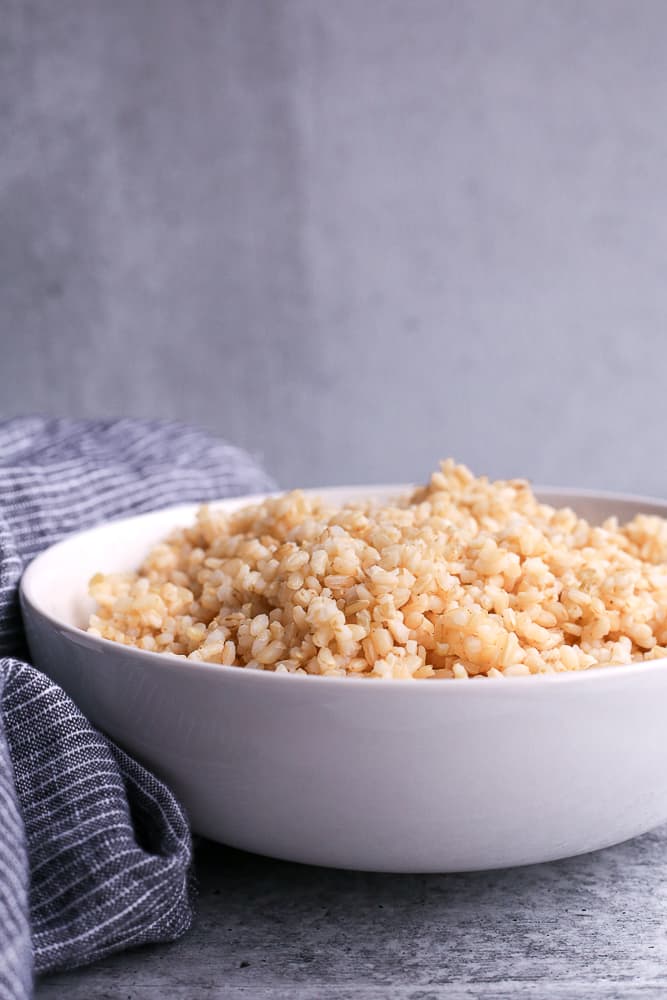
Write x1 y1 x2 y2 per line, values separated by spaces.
87 460 667 679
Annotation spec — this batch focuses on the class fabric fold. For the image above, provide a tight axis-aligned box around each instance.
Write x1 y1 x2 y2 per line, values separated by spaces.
0 417 274 999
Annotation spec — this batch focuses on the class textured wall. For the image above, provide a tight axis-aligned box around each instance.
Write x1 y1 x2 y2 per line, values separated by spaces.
2 0 667 491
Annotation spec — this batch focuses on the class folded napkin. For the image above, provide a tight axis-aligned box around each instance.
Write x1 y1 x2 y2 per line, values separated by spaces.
0 417 274 999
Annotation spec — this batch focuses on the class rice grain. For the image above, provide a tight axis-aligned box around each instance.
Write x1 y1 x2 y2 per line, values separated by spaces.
88 460 667 679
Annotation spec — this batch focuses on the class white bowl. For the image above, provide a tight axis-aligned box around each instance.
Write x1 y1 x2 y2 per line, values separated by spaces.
19 485 667 873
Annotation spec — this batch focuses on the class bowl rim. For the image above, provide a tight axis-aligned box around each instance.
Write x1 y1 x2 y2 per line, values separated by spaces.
19 483 667 692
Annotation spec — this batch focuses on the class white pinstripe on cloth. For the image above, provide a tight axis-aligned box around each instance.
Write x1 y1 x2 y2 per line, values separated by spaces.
0 417 274 999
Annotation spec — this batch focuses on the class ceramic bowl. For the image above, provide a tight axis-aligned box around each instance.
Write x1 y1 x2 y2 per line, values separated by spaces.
19 486 667 872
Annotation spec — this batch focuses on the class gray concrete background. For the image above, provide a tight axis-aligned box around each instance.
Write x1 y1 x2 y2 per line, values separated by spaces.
2 0 667 491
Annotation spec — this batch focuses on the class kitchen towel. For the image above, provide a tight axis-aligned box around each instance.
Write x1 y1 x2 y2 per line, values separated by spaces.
0 417 274 999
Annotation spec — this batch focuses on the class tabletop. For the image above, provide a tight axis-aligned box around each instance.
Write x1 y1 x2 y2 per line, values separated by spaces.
36 828 667 999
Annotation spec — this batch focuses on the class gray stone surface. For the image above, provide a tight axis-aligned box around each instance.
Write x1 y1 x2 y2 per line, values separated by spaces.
35 830 667 998
4 1 667 492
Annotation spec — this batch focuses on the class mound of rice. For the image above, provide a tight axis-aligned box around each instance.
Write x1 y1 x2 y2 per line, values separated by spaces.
87 460 667 679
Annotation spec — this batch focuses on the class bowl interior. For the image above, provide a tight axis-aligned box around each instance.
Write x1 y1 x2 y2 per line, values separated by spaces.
20 486 401 630
21 484 667 634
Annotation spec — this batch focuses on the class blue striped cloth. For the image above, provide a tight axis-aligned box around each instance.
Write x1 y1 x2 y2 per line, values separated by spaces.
0 418 274 999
